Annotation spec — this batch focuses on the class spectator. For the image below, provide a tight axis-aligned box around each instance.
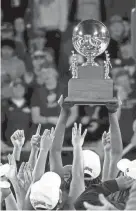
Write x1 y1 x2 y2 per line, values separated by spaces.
114 71 136 146
107 15 125 58
14 17 28 49
119 42 136 76
1 79 31 147
122 17 131 43
31 50 54 76
14 17 33 72
1 23 14 40
31 66 67 133
76 0 101 21
1 39 26 81
29 31 46 53
32 0 69 66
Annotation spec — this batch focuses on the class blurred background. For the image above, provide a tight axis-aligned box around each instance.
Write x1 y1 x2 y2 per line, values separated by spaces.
1 0 136 165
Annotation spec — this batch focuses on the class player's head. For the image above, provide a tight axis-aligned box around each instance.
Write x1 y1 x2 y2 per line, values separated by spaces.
30 172 63 210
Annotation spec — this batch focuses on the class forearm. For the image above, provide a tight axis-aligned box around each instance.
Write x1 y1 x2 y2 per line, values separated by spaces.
109 112 123 155
50 108 69 176
28 147 39 170
102 150 110 182
5 192 18 210
23 187 33 210
69 145 85 201
51 108 69 150
12 146 22 161
10 179 24 210
108 113 123 179
32 149 48 183
66 106 78 128
72 145 84 178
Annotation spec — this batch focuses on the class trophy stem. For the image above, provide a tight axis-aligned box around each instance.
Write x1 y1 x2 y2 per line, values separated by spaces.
86 54 95 65
82 54 98 66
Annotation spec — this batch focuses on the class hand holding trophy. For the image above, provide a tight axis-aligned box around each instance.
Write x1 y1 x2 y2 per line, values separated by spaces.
65 19 117 105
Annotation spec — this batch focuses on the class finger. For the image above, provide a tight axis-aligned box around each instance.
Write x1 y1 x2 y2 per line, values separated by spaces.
18 162 25 174
18 130 22 137
43 129 49 135
51 127 55 135
11 135 15 141
22 130 25 138
72 127 76 136
74 122 77 131
16 130 20 136
82 129 87 139
26 169 32 182
36 124 41 136
42 129 50 138
58 95 63 104
83 202 99 210
24 170 29 183
99 194 109 206
78 123 82 135
20 130 23 137
14 134 18 140
102 131 107 139
7 154 11 165
18 178 24 188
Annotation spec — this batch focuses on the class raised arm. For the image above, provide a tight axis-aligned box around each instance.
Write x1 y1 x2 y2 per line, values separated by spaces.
32 128 54 183
27 124 41 170
50 95 72 178
106 100 123 179
6 154 25 210
0 180 18 210
102 131 111 182
11 130 25 161
5 191 19 210
69 123 87 205
23 128 55 210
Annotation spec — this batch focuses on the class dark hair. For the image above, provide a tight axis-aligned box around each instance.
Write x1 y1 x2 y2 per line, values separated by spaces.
1 39 15 49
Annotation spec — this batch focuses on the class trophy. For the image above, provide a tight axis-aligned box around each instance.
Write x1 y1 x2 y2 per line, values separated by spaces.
64 19 117 105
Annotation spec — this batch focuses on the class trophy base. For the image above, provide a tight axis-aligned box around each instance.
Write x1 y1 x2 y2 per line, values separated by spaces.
64 97 117 105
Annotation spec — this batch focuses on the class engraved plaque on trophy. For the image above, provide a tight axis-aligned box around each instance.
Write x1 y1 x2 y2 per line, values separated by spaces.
64 19 117 105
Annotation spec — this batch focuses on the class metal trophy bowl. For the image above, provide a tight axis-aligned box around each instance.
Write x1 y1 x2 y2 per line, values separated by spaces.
65 19 117 105
72 19 110 66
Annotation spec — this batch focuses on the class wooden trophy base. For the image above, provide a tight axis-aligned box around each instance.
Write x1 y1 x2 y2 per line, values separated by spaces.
64 97 117 105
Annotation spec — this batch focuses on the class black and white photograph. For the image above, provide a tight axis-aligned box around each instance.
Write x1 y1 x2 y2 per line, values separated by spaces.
1 0 136 210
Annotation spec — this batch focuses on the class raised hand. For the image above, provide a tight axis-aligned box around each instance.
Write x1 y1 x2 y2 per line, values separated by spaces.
106 98 122 113
40 127 55 150
17 162 32 192
102 131 111 151
31 124 41 149
6 154 17 181
72 123 87 147
84 194 117 210
10 130 25 148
